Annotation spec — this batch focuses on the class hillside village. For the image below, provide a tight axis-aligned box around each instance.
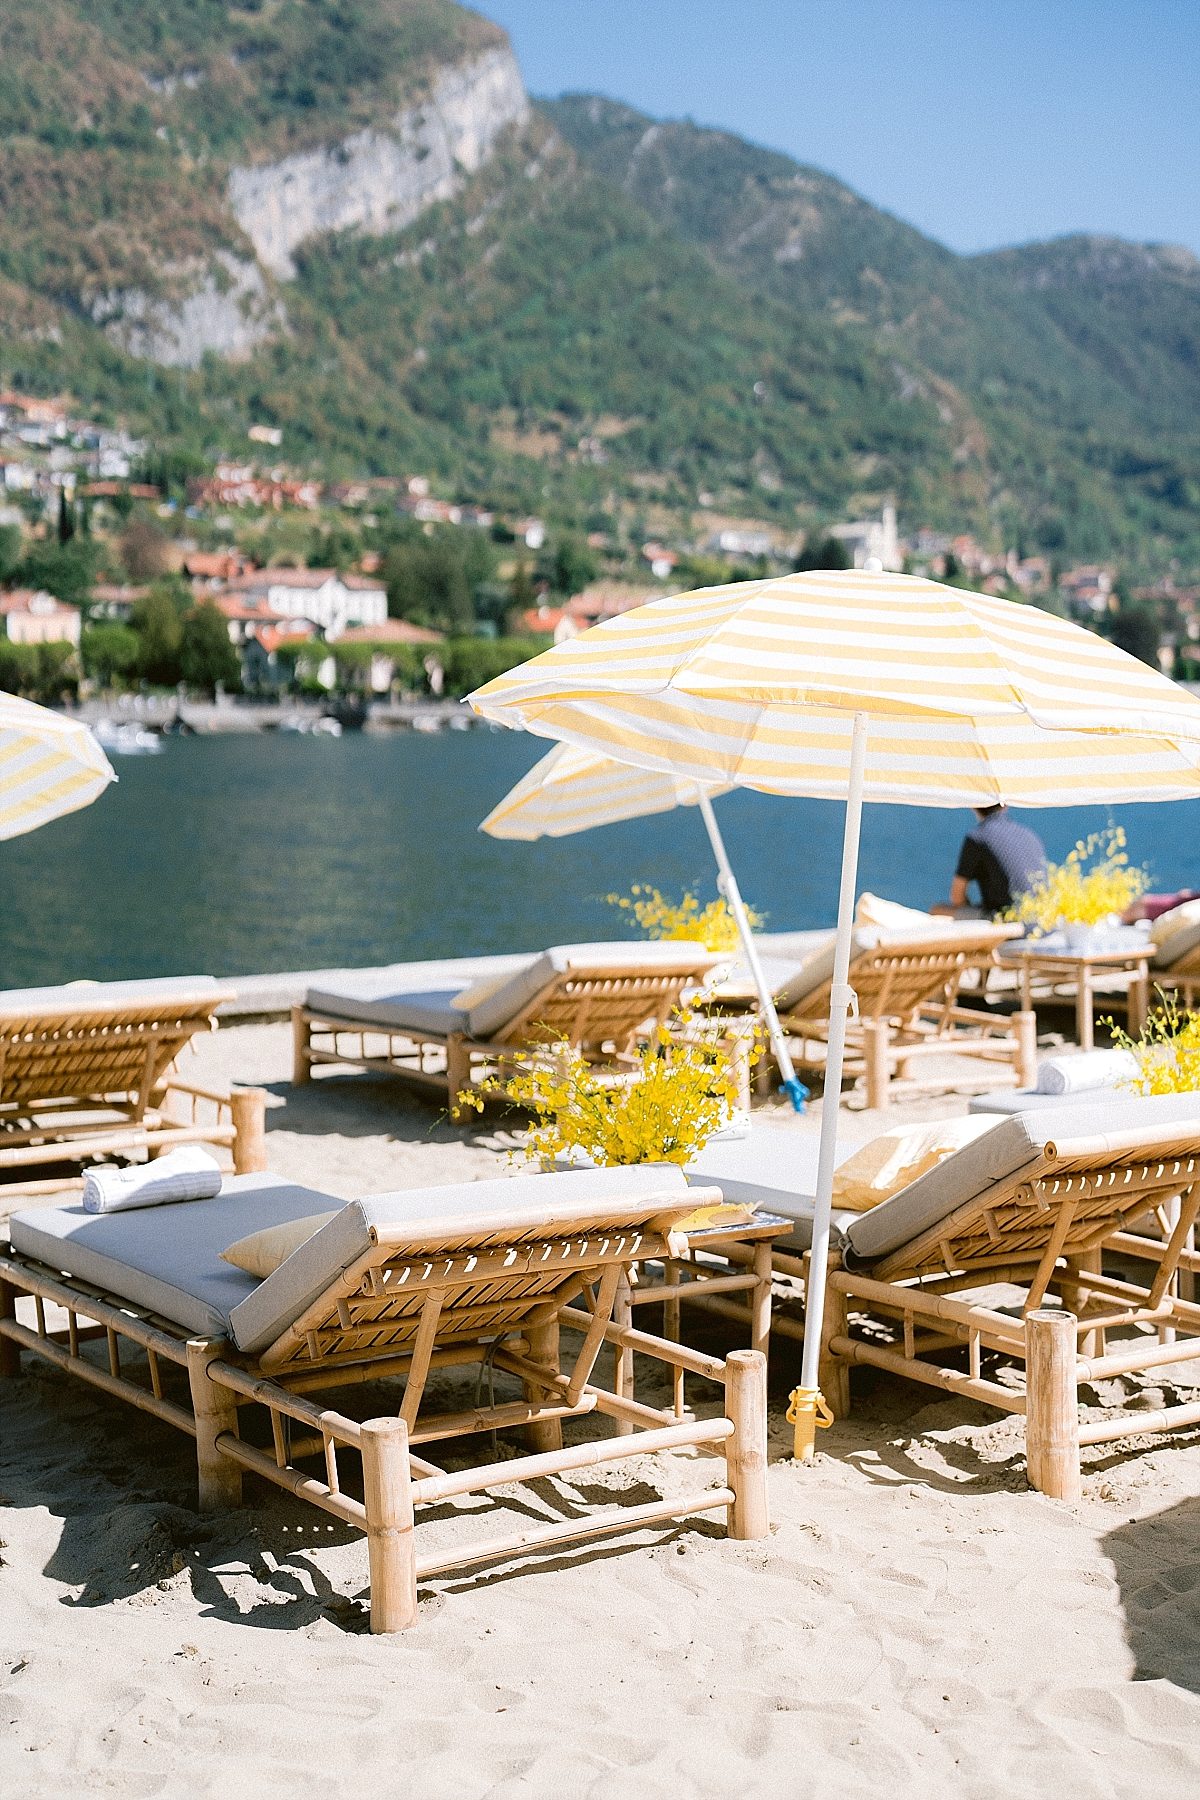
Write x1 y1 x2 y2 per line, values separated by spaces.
2 385 1197 713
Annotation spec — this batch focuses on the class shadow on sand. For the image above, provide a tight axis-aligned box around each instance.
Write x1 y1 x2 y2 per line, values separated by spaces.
1103 1498 1200 1694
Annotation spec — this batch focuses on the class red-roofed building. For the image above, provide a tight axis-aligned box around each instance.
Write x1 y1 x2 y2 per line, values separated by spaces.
519 604 579 643
79 481 161 501
183 550 256 592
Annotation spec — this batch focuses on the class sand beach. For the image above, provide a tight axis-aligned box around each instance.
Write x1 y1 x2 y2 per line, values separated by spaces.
3 1020 1198 1798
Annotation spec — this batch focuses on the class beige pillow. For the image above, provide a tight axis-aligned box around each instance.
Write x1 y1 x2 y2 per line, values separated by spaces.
854 892 936 932
1150 898 1200 953
832 1116 997 1212
221 1212 336 1279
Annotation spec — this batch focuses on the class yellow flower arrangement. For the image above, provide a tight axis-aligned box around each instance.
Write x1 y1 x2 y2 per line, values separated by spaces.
1007 826 1148 934
1110 995 1200 1096
459 1009 759 1167
606 884 763 955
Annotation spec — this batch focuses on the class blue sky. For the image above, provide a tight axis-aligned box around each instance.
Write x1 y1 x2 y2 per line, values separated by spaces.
479 1 1200 257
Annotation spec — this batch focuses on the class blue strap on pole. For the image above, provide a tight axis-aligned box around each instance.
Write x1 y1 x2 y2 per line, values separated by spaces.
782 1075 809 1113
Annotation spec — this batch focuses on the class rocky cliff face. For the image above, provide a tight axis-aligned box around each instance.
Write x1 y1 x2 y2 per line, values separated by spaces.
91 255 284 370
228 45 529 278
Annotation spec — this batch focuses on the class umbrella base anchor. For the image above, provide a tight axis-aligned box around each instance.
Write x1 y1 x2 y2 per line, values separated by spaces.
787 1386 834 1461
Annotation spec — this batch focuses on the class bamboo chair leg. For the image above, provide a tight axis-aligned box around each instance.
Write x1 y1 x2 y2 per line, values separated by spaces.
446 1034 472 1123
613 1271 635 1436
725 1350 768 1540
230 1087 268 1173
1062 1251 1102 1358
751 1242 772 1360
1025 1309 1081 1503
291 1006 312 1085
862 1019 891 1109
361 1416 418 1633
1013 1009 1038 1089
0 1277 19 1378
522 1318 563 1453
186 1340 242 1511
817 1267 851 1418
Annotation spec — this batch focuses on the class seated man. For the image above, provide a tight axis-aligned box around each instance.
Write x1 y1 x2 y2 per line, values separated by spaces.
932 803 1047 919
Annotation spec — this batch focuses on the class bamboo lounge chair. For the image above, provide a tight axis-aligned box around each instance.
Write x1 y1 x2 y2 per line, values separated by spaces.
0 977 268 1202
785 1092 1200 1498
769 924 1036 1109
293 942 728 1121
0 1164 768 1632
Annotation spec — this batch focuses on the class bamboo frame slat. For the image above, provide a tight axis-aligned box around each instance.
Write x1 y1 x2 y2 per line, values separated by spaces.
410 1415 733 1506
414 1489 737 1581
558 1304 729 1382
0 1316 196 1434
829 1333 1028 1411
1078 1400 1200 1445
213 1431 366 1526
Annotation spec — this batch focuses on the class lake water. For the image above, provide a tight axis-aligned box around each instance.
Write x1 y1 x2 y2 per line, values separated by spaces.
4 729 1200 987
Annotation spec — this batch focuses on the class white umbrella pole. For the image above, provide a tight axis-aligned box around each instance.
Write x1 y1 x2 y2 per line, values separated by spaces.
797 711 869 1426
696 788 808 1113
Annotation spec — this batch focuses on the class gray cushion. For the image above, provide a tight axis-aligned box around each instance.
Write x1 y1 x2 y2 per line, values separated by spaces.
463 941 721 1039
0 975 222 1015
846 1090 1200 1263
7 1173 340 1341
686 1124 859 1253
305 955 531 1036
8 1164 692 1356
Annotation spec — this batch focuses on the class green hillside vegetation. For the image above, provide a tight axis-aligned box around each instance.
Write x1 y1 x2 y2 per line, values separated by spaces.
0 3 1196 570
547 96 1200 565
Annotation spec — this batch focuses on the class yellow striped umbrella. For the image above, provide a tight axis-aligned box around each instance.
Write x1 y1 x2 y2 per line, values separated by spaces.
469 569 1200 1435
0 692 115 840
480 740 733 838
480 743 808 1109
469 569 1200 806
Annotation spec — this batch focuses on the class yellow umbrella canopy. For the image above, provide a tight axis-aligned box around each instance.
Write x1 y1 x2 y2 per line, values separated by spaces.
468 568 1200 806
0 692 115 840
479 740 733 838
469 569 1200 1432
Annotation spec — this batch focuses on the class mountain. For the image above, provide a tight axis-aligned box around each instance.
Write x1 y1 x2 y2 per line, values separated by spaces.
546 96 1200 563
0 3 1196 569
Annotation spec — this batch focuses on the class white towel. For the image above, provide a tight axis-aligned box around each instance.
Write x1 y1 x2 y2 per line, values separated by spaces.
1035 1050 1139 1096
82 1147 223 1214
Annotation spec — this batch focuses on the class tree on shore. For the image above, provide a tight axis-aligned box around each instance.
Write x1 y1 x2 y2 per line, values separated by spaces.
81 623 140 689
180 601 241 695
130 584 184 685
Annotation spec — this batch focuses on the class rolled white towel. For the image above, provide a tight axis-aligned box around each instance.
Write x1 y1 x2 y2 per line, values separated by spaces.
82 1146 223 1214
1035 1049 1139 1096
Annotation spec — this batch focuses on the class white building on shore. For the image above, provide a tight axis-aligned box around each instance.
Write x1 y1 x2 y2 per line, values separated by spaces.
828 504 901 571
225 568 387 642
